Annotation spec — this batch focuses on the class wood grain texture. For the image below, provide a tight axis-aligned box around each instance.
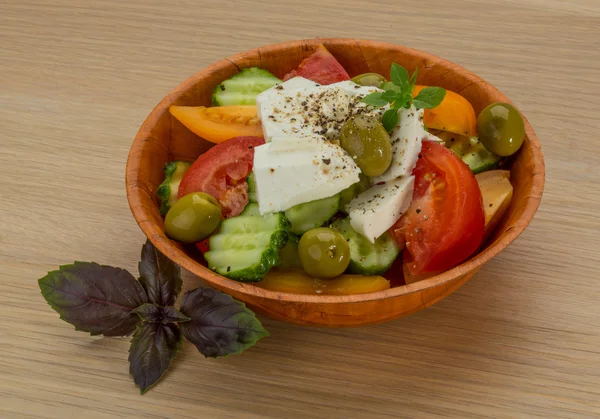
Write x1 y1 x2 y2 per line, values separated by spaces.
2 0 599 417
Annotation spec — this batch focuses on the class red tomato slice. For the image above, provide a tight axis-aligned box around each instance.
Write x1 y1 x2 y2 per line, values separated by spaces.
283 44 350 85
392 140 485 276
195 237 210 254
178 136 265 218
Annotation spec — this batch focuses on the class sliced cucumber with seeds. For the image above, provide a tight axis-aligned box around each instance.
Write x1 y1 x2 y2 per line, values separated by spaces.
212 68 281 106
240 202 260 216
247 172 258 203
331 218 400 275
447 135 501 174
285 194 340 235
156 161 191 216
204 212 289 282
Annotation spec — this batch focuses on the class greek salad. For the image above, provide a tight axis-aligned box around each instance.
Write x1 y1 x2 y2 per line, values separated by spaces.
158 44 523 294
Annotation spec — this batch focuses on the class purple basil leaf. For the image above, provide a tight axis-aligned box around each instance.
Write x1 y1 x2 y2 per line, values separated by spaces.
134 304 190 324
38 262 148 336
179 288 269 358
134 303 162 323
128 322 182 394
161 306 191 323
138 239 182 307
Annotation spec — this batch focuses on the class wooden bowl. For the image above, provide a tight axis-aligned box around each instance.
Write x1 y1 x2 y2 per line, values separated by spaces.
126 38 545 327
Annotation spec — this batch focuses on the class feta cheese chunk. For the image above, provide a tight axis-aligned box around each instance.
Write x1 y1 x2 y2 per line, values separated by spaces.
256 77 318 120
347 176 415 243
258 80 387 143
253 136 361 214
259 85 352 141
373 106 428 183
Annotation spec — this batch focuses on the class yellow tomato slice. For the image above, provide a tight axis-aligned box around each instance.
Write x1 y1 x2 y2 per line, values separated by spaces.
413 85 477 137
169 105 263 144
257 269 390 295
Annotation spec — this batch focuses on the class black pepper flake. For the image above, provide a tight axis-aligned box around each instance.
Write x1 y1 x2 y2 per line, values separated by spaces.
219 84 225 91
416 209 422 214
489 203 493 207
322 158 331 165
275 85 284 90
227 266 231 272
248 146 254 149
270 168 275 173
418 154 423 158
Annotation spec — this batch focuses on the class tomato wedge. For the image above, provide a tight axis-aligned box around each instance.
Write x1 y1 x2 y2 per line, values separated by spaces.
283 44 350 85
392 140 484 276
413 85 477 137
178 136 265 218
169 105 262 144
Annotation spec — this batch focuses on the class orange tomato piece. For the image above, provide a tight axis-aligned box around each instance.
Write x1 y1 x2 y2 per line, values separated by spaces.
169 105 263 144
257 269 390 295
413 85 477 137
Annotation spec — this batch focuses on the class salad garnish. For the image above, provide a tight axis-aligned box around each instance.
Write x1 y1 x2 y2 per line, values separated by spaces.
361 63 446 130
38 240 268 394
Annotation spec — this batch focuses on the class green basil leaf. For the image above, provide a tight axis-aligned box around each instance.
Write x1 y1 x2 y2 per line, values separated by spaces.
380 90 401 102
390 63 409 89
179 288 269 358
38 262 148 336
413 87 446 109
128 322 182 394
138 239 181 307
382 109 399 131
360 92 389 107
409 68 418 89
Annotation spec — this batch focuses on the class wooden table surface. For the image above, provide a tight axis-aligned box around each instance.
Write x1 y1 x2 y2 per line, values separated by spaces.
3 0 600 417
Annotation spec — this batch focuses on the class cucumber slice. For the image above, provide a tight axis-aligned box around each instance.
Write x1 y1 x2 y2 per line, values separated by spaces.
212 68 281 106
339 173 370 214
219 213 288 234
247 172 258 203
331 218 400 275
447 135 501 174
205 212 289 282
156 161 191 216
240 202 260 216
285 194 340 235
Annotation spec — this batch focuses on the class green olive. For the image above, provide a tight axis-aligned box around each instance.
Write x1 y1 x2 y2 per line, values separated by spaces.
351 73 387 88
477 102 525 157
298 228 350 279
164 192 221 243
339 173 370 212
340 115 393 177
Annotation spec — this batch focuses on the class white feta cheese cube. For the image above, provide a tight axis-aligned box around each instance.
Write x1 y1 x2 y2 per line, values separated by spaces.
256 77 319 120
253 136 361 214
373 106 428 183
347 176 415 243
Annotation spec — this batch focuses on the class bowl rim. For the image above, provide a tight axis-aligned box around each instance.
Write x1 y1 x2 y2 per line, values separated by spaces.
126 37 545 305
